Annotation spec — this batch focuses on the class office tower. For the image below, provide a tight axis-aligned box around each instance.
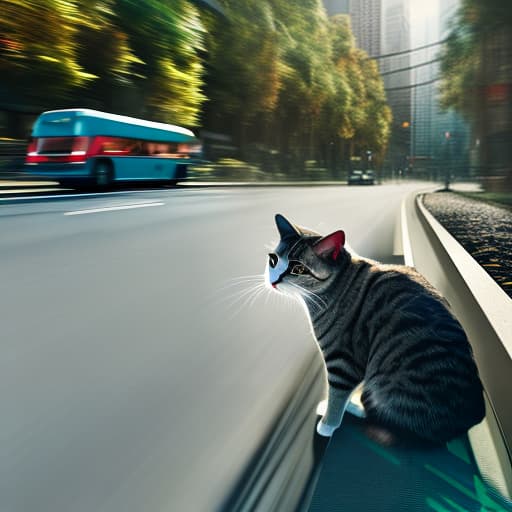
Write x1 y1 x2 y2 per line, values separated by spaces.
380 0 411 172
348 0 382 57
410 2 439 175
323 0 349 16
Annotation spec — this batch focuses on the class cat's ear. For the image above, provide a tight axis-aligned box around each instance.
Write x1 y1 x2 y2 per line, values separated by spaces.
275 214 300 239
313 230 345 261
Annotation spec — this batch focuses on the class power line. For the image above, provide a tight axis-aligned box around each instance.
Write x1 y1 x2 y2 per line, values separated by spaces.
370 38 450 60
384 77 441 92
380 58 441 77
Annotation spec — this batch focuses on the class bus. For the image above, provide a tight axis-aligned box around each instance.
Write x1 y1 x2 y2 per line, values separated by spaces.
25 109 202 188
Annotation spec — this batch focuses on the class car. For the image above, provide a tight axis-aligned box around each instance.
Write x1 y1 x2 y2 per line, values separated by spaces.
348 169 375 185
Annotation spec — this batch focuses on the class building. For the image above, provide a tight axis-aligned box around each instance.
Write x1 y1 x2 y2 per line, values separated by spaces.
325 0 412 173
380 0 411 173
323 0 349 16
348 0 382 57
409 3 439 177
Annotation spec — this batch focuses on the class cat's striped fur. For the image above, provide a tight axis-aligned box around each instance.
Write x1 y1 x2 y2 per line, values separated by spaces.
267 214 485 443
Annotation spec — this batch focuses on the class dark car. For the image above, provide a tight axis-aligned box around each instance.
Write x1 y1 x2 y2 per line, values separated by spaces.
348 169 375 185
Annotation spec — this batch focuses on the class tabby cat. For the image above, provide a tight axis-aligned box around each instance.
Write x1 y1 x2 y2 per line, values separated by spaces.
266 214 485 443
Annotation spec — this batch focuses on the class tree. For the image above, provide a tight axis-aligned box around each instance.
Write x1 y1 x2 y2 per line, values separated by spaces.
440 0 512 190
322 15 391 169
113 0 206 126
0 0 207 127
73 0 142 111
201 0 282 147
201 2 391 175
271 0 335 168
353 52 392 165
0 0 92 106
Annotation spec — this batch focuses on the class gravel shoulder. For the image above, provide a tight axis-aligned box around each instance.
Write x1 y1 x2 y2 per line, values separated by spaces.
423 191 512 299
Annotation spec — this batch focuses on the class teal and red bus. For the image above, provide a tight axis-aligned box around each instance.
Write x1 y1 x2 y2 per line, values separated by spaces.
25 109 201 187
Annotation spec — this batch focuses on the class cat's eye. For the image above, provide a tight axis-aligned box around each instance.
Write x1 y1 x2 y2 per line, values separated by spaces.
268 253 278 268
290 263 308 275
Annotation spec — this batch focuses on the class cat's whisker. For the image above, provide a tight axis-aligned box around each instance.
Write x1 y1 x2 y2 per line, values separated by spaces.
225 281 269 319
264 287 275 307
277 283 306 312
301 291 326 312
247 284 268 309
226 288 261 320
225 274 265 283
287 282 326 312
238 285 269 318
214 286 252 306
291 282 327 307
231 283 264 302
220 282 264 310
205 275 265 304
217 278 264 293
220 275 264 287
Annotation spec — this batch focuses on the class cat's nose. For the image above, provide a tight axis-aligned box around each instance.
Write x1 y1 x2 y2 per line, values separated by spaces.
268 253 278 268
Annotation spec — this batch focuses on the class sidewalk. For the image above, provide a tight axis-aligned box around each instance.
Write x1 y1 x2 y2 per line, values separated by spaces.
0 175 61 195
449 182 483 193
0 180 58 188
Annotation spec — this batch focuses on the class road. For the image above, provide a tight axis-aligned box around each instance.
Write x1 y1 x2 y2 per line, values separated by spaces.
0 183 425 511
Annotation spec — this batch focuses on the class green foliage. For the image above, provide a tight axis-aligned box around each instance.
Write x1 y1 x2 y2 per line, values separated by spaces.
113 0 206 125
354 53 392 162
204 0 282 128
440 0 512 116
73 1 142 108
0 0 92 104
439 5 479 116
1 0 391 167
204 2 391 172
0 0 206 125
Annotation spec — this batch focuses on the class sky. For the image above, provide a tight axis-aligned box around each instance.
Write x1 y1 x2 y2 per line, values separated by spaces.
409 0 440 46
410 0 440 25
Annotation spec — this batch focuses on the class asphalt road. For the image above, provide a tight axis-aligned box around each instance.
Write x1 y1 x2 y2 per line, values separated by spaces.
0 183 425 512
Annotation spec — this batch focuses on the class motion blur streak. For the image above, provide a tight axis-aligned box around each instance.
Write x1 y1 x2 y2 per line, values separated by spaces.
0 184 423 511
64 202 165 215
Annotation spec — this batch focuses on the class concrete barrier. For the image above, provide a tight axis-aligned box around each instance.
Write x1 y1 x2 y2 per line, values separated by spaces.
402 189 512 498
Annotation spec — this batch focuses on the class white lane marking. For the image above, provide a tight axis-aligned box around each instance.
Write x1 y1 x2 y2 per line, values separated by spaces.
0 186 244 202
0 188 167 202
64 202 164 216
401 195 414 267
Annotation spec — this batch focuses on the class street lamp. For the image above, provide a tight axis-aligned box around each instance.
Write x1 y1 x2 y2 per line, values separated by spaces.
444 131 451 190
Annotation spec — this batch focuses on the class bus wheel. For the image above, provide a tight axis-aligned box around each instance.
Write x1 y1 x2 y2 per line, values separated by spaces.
93 161 113 189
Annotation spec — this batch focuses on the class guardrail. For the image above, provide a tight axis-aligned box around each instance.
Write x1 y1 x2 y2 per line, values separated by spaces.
402 189 512 499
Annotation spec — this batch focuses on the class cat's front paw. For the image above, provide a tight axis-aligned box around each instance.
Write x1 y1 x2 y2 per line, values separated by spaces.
316 420 338 437
316 399 327 416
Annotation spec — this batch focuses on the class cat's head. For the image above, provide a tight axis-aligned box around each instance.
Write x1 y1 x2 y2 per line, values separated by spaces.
266 214 346 299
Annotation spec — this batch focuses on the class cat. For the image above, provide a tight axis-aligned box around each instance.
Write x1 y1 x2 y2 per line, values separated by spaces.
266 213 485 443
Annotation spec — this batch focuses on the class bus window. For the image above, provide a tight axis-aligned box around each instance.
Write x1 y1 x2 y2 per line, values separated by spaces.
38 136 89 154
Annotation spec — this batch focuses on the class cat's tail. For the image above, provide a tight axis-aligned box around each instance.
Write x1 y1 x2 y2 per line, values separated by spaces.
348 382 397 446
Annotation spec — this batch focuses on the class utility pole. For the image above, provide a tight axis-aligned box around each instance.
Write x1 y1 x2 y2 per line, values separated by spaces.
444 131 451 190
